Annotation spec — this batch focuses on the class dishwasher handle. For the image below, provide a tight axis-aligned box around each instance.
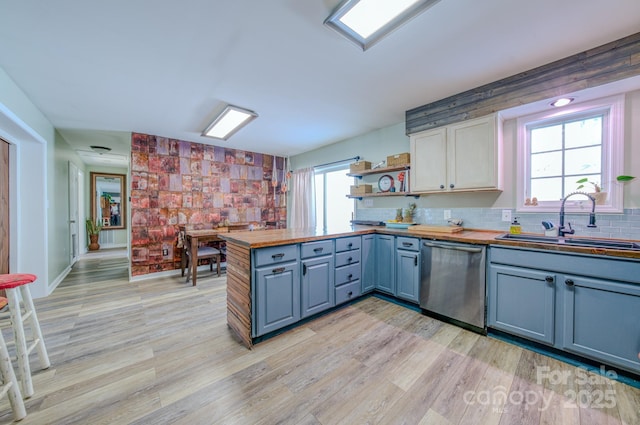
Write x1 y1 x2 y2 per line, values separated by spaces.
422 241 484 254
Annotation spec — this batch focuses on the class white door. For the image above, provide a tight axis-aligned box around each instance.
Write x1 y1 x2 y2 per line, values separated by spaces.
69 161 80 264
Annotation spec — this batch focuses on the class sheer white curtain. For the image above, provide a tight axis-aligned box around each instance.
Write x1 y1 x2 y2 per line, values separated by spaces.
290 167 316 229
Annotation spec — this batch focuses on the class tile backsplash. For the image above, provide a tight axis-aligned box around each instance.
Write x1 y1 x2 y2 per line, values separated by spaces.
356 208 640 240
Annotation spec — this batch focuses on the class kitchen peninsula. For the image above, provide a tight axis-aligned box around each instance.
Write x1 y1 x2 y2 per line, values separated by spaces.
220 226 640 352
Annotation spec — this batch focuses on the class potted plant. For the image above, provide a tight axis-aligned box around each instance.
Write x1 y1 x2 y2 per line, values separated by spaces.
86 219 102 251
576 175 636 205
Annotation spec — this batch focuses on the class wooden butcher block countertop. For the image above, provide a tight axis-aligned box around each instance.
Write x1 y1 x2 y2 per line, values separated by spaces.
219 226 640 260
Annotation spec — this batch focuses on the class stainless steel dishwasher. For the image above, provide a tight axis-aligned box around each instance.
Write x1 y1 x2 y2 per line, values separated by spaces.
420 240 486 333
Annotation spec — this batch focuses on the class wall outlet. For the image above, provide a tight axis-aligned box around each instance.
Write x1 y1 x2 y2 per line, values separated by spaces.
502 210 512 222
162 248 169 256
444 210 451 220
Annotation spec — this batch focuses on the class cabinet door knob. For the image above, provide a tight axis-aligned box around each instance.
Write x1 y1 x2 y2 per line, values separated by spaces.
565 279 575 286
439 184 445 189
302 264 307 276
545 276 554 284
414 256 418 267
450 183 455 189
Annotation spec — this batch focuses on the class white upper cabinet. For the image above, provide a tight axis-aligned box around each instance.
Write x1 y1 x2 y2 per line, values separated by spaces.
410 114 502 193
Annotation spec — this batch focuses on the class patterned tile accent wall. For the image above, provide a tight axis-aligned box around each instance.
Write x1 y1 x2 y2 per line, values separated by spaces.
130 133 287 276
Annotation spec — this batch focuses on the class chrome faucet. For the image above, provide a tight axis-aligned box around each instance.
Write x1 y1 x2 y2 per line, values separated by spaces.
559 191 597 237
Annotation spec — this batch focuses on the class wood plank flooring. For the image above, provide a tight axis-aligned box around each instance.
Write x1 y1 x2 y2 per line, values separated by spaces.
0 254 638 424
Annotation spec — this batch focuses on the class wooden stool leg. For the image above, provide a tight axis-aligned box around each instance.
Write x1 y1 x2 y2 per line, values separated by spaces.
0 331 26 420
19 286 50 369
216 254 221 276
6 288 33 398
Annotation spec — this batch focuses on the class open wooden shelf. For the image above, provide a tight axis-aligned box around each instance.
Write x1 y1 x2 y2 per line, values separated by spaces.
347 192 419 200
347 164 410 178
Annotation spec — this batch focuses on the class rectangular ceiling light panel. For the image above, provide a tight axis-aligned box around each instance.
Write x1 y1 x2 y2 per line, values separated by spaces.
324 0 440 50
202 105 258 140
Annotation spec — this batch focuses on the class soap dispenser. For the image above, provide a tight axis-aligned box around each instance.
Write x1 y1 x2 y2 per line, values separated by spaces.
509 217 522 234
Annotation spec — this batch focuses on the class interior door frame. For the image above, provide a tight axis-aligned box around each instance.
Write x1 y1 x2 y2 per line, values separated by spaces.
68 161 80 264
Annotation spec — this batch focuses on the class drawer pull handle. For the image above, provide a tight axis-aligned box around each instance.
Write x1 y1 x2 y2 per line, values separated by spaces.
348 243 353 248
348 257 353 262
565 279 575 287
302 264 307 276
545 276 554 284
272 267 285 274
348 291 353 297
313 247 323 253
347 273 353 280
414 256 418 267
402 242 412 247
272 253 285 259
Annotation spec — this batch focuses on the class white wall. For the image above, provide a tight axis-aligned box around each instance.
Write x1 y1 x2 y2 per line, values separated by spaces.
0 67 53 298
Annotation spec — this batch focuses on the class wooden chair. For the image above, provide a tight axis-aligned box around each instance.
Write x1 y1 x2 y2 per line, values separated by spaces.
184 244 221 283
227 223 250 232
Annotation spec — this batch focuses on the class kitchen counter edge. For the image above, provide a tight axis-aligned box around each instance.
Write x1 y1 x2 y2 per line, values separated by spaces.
218 227 640 260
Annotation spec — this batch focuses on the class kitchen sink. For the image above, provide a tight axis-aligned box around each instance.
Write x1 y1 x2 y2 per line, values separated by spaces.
495 233 640 251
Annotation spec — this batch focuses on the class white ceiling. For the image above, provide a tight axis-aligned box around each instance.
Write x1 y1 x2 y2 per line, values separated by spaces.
1 0 640 164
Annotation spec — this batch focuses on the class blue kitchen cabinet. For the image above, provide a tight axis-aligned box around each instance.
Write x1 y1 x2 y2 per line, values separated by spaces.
487 264 556 345
253 244 300 337
301 240 334 318
335 236 361 305
375 234 395 294
563 275 640 374
361 234 375 293
489 246 640 374
395 237 420 303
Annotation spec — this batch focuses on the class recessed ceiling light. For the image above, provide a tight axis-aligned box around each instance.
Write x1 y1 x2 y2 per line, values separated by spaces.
324 0 440 51
202 105 258 140
551 97 574 107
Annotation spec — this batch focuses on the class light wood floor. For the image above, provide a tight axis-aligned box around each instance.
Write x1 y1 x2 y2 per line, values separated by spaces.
0 255 638 424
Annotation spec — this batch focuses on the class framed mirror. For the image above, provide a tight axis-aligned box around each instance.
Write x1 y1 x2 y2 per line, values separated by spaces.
90 172 126 230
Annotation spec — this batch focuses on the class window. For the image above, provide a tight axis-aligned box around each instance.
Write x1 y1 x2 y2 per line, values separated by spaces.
517 95 624 213
314 164 354 231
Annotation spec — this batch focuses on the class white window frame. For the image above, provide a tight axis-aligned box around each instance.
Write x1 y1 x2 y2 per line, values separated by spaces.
516 94 625 213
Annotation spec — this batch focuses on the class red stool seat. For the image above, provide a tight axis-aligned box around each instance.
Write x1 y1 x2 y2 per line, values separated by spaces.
0 273 37 290
0 273 49 399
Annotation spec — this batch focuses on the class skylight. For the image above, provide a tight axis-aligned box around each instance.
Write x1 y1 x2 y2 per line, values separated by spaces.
324 0 440 50
202 105 258 141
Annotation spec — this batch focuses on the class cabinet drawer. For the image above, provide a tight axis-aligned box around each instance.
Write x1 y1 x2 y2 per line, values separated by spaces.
254 244 298 267
335 236 361 252
335 263 361 286
335 250 361 268
300 240 334 259
396 237 419 251
335 281 361 305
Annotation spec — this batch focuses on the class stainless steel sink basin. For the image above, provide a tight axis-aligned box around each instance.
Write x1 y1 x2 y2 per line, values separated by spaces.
562 237 640 250
495 233 640 251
